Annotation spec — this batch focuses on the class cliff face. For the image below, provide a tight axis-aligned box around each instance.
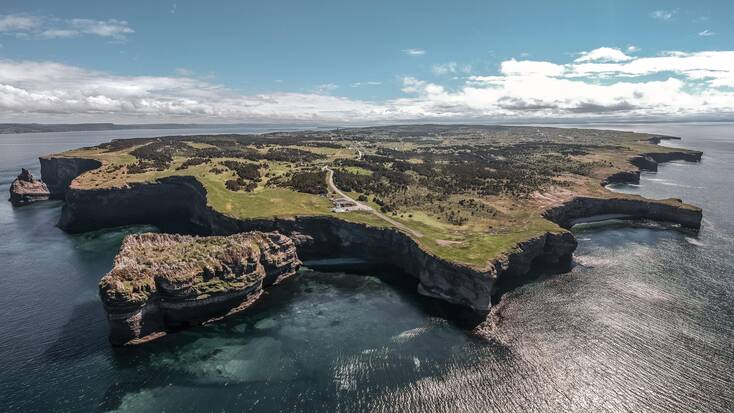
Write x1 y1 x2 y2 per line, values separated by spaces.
8 169 50 206
58 175 211 234
630 150 703 172
543 196 702 230
100 232 300 345
39 156 101 198
608 147 702 184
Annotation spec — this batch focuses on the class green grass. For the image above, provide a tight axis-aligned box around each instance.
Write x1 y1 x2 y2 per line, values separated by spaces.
198 173 332 218
387 210 563 267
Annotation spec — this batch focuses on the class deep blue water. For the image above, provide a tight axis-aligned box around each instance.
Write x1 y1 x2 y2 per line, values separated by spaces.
0 124 732 412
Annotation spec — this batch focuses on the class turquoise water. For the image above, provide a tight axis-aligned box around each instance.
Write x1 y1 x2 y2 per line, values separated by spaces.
0 125 732 412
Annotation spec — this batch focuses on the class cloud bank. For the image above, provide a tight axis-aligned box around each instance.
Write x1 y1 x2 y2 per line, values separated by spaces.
1 47 733 123
0 14 133 40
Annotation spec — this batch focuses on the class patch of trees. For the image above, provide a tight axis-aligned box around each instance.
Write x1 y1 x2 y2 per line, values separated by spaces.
221 160 261 181
222 134 330 147
333 170 373 192
190 145 325 163
263 148 324 163
225 178 257 192
193 146 261 160
285 171 327 194
99 138 154 152
355 142 600 199
333 168 412 197
127 139 195 172
176 157 211 170
170 133 344 149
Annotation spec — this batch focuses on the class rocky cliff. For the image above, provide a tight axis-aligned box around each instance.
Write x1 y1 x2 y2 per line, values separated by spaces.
8 168 50 206
100 231 300 345
630 150 703 172
39 156 101 198
543 196 702 230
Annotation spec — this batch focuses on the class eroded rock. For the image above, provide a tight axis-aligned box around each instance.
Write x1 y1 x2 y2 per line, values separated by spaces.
100 231 300 345
8 168 50 206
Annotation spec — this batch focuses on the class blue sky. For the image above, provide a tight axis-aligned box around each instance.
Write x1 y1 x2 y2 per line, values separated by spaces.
0 0 732 123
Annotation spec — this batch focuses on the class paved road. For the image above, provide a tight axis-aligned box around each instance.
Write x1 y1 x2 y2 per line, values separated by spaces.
323 166 423 238
324 166 372 211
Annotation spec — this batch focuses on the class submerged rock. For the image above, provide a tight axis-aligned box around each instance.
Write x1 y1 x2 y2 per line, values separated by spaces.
8 168 50 206
100 231 301 345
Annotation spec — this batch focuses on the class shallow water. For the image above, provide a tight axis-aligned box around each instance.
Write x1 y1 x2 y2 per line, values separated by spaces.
0 124 732 412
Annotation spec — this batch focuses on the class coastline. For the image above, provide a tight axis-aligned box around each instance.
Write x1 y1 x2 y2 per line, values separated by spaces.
37 137 703 333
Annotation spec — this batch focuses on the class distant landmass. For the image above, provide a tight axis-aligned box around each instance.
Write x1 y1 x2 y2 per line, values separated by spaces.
0 123 323 134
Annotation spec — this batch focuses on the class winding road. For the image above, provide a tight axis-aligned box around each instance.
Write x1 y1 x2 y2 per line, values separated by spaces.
323 166 423 238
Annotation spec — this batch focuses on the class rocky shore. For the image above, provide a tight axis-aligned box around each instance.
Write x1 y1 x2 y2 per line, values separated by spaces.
100 231 300 345
39 145 704 338
8 169 50 206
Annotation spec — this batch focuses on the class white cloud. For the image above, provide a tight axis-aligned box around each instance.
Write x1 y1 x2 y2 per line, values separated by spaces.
627 45 640 53
0 14 134 40
698 29 715 37
432 62 472 76
575 47 633 63
432 62 457 75
67 19 133 40
650 10 677 21
500 59 565 77
0 60 388 122
400 76 428 94
0 14 41 32
40 29 78 39
1 48 734 123
567 51 734 87
350 81 382 87
402 48 425 56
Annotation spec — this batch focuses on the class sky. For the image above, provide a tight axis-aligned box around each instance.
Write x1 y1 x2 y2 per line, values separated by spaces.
0 0 733 124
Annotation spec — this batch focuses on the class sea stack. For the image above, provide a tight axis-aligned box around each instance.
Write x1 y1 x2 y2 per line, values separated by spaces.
99 231 301 345
8 168 50 206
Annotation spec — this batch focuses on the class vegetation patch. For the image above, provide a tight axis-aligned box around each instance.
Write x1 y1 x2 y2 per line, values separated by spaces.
283 170 328 194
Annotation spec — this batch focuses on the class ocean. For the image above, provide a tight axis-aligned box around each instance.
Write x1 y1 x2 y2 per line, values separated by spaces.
0 124 731 412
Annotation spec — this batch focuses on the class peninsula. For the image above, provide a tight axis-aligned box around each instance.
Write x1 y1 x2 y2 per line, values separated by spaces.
37 125 703 343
